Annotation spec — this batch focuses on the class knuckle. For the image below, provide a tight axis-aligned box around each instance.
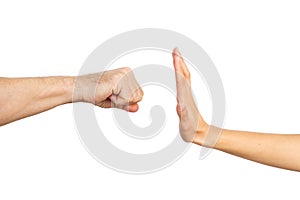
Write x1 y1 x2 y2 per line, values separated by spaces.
120 67 131 73
138 88 144 97
129 96 139 103
130 93 142 103
130 88 143 102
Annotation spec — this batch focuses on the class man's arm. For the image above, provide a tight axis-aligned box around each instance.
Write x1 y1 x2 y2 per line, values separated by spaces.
172 48 300 172
0 76 73 125
0 67 143 126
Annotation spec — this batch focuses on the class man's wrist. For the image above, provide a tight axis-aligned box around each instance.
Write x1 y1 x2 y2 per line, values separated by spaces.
61 76 76 103
46 76 75 104
71 73 108 104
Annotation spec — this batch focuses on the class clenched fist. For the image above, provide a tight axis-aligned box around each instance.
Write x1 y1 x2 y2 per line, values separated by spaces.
74 67 144 112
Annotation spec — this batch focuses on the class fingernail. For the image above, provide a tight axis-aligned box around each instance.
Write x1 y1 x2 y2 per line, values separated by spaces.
173 48 181 65
174 47 182 57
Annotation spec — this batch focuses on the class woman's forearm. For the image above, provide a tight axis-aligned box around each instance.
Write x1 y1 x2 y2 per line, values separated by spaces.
195 127 300 171
0 77 74 126
172 47 300 172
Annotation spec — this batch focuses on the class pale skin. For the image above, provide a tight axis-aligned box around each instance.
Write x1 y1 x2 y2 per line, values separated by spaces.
0 67 143 126
1 52 299 172
172 47 300 172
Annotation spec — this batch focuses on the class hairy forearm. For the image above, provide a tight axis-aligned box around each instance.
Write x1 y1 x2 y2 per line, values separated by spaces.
0 67 143 126
195 126 300 171
0 76 74 126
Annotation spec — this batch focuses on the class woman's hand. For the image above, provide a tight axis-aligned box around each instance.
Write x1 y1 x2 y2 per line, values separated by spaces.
172 48 208 143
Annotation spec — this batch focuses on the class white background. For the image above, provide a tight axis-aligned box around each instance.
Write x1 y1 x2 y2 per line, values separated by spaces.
0 0 300 199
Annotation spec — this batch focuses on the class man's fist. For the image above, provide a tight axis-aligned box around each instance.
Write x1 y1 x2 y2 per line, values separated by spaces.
74 67 143 112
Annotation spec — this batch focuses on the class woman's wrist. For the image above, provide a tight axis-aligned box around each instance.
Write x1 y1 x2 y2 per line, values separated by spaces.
192 124 224 149
192 122 209 146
